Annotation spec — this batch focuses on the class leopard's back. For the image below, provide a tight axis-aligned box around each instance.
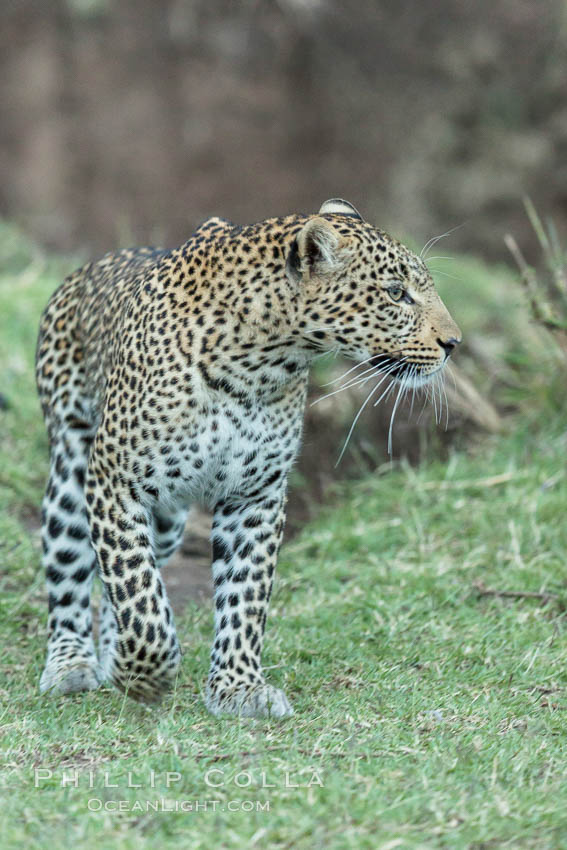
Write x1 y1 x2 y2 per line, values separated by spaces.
36 246 166 431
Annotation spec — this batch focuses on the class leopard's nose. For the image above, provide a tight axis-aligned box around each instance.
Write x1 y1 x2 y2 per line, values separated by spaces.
437 336 461 358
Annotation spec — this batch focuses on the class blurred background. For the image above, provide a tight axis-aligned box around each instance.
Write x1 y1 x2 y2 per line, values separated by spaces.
2 0 567 259
1 0 567 566
3 5 567 832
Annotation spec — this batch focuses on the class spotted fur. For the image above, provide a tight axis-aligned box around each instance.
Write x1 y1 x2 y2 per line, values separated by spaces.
35 199 461 717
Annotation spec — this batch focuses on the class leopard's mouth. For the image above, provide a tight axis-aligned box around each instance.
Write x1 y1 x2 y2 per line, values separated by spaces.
368 354 441 383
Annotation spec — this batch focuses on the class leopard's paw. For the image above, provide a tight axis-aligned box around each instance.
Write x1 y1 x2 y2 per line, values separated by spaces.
40 659 102 695
206 679 294 718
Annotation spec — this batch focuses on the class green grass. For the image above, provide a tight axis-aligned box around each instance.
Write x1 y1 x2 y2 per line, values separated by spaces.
1 224 567 848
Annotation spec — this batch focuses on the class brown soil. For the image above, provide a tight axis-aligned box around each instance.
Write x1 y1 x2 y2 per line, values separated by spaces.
161 507 212 613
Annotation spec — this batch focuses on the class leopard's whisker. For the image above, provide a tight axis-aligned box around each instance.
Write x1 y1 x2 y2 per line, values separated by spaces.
440 371 450 430
313 349 335 362
369 372 399 412
446 361 458 394
387 379 406 456
417 381 431 424
310 368 381 406
431 378 439 425
312 356 405 406
409 368 419 419
312 362 393 405
372 357 407 407
302 323 347 334
420 223 465 260
335 362 403 465
429 268 462 281
321 353 378 387
335 381 383 466
438 373 447 428
437 374 444 427
407 365 420 417
320 362 382 394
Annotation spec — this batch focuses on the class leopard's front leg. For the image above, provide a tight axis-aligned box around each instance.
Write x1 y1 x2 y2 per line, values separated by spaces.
206 486 292 718
85 442 180 703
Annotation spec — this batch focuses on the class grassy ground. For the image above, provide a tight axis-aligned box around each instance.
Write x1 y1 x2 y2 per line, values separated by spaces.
1 224 567 848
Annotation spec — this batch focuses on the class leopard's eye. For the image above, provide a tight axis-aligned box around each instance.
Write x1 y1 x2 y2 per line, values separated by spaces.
386 282 414 304
388 284 405 302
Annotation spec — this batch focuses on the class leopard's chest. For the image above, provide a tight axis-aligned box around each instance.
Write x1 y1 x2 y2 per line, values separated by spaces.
146 396 305 509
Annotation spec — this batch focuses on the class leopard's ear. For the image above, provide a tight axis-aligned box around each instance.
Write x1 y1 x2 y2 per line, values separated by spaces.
318 198 363 220
286 216 345 284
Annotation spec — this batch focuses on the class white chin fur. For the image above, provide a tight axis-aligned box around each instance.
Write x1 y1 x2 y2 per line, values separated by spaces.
396 365 443 388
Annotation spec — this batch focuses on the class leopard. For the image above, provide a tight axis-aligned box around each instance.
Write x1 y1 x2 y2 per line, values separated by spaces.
35 198 461 718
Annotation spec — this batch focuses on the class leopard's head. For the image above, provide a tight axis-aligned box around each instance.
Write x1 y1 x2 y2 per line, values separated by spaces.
289 199 461 385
